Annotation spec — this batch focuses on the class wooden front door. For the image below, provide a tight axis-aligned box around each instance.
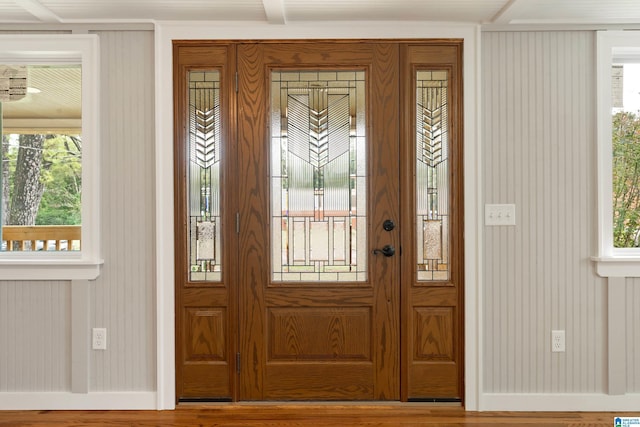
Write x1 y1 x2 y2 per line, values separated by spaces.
174 40 463 402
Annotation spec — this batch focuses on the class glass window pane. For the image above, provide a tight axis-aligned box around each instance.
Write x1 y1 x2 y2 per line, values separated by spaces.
612 63 640 248
416 70 450 281
1 64 82 252
271 69 366 282
188 70 222 282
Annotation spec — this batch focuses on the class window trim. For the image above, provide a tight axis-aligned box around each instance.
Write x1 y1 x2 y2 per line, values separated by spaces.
0 34 102 280
595 30 640 277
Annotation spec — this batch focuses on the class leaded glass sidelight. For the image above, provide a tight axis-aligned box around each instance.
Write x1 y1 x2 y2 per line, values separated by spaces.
416 70 450 282
188 70 222 282
271 70 367 282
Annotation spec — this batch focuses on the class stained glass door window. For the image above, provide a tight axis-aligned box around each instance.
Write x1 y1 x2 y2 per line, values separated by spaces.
416 70 450 281
188 70 222 282
270 70 367 282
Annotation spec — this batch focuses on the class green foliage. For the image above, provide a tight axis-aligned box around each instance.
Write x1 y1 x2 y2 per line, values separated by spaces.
2 134 81 226
36 135 82 225
612 111 640 247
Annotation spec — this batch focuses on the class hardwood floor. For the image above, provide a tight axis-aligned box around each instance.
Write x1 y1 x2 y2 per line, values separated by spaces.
0 405 636 426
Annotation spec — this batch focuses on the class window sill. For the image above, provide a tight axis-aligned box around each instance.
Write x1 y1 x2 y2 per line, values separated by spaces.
592 256 640 278
0 257 104 280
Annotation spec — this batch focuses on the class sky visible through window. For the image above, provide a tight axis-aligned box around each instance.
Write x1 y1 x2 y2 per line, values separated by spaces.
621 63 640 113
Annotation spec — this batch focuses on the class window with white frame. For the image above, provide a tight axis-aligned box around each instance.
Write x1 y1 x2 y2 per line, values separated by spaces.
0 35 101 280
595 31 640 277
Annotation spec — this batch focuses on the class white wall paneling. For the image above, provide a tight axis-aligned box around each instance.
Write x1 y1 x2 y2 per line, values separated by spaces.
90 30 156 393
482 31 607 394
71 280 90 393
628 278 640 392
0 281 70 392
482 29 640 410
608 277 626 395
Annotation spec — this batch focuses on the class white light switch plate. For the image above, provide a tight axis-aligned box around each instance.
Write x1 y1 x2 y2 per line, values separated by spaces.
485 204 516 226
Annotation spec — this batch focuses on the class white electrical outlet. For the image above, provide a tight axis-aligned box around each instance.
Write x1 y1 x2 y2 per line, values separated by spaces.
92 328 107 350
552 330 565 352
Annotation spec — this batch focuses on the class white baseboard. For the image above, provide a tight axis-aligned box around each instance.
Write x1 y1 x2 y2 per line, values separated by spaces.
481 393 640 412
0 392 157 410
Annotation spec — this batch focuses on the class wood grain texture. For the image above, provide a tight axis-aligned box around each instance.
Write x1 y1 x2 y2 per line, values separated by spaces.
369 42 401 401
0 406 635 426
400 41 464 401
237 42 268 401
185 308 226 361
237 41 400 401
414 307 454 360
268 308 371 360
173 41 236 400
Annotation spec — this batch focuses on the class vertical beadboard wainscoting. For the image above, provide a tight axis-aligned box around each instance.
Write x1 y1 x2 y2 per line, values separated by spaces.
481 29 640 411
0 281 155 410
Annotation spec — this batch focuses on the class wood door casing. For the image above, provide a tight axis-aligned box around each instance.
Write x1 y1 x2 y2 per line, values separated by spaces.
400 42 464 400
237 42 400 400
173 42 238 400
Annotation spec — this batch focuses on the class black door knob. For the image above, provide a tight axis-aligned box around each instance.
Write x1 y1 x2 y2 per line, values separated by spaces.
373 245 395 257
382 219 395 231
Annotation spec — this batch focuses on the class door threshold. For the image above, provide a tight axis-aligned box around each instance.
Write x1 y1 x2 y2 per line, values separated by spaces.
178 400 463 407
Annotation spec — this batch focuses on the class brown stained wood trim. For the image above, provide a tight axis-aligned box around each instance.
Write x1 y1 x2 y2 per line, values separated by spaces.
0 406 635 426
173 41 238 402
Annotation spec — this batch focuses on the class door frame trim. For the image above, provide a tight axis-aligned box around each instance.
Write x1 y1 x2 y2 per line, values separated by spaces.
154 21 482 410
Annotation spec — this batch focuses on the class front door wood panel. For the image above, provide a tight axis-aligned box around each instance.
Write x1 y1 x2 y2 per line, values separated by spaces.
237 42 400 400
174 40 463 403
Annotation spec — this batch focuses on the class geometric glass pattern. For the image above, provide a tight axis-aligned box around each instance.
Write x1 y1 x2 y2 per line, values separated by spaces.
270 70 367 282
188 70 221 282
416 70 450 281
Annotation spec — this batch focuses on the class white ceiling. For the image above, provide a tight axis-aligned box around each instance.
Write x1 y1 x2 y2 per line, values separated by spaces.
2 66 81 134
1 0 640 25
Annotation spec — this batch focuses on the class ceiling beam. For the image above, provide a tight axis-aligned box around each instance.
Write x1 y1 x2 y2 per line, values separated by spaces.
13 0 61 23
262 0 286 25
490 0 532 24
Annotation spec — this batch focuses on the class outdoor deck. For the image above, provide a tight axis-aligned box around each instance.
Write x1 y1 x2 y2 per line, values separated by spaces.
1 225 80 251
